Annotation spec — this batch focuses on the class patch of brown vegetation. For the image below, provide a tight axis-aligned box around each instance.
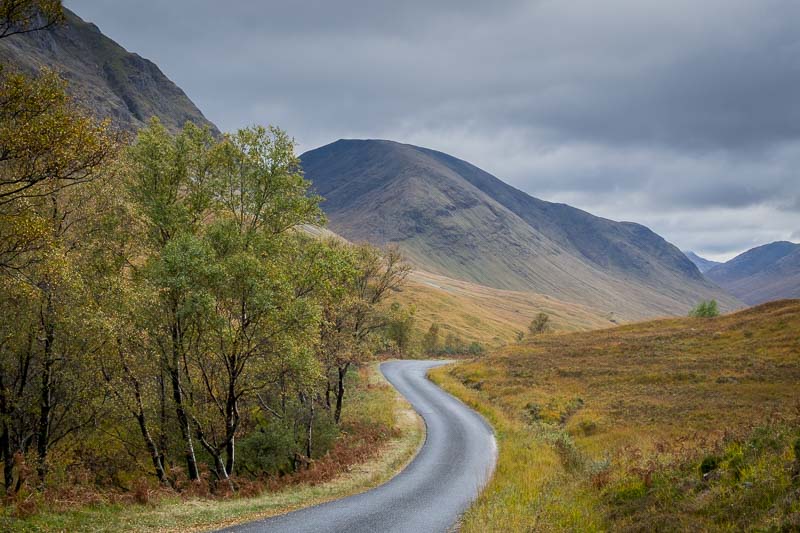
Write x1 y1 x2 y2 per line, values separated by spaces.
438 299 800 531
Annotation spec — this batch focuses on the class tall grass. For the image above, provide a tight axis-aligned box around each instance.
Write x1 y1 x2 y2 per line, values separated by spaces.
432 300 800 531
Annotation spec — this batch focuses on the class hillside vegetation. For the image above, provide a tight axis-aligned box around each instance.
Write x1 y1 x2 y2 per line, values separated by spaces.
7 365 423 532
396 270 615 347
432 300 800 531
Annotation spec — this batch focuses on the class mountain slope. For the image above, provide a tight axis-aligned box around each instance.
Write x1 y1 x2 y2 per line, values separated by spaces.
683 251 721 273
300 139 739 320
301 225 615 344
706 241 800 305
0 8 218 134
398 270 615 346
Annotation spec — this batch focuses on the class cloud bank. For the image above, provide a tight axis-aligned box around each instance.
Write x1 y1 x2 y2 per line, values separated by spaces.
66 0 800 260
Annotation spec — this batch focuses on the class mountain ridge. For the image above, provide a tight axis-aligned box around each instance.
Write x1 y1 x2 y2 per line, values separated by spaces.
706 241 800 305
301 138 740 320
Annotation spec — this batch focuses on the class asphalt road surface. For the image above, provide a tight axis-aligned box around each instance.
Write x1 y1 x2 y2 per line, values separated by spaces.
221 359 497 533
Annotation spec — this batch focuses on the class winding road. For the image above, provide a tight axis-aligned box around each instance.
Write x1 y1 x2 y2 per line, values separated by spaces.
221 360 497 533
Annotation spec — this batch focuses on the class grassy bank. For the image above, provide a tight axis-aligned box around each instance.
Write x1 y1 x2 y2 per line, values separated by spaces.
4 363 424 532
431 300 800 532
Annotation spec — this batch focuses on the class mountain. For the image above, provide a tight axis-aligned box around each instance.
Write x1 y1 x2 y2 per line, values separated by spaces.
0 8 218 134
683 251 721 273
300 139 740 320
706 241 800 305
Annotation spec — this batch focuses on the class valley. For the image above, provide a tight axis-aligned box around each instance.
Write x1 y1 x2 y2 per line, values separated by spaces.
2 2 799 532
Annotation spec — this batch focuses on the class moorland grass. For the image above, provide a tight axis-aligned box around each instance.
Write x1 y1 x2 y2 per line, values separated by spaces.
431 300 800 532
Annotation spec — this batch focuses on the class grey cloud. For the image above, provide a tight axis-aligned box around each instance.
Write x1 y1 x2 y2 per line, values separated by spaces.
65 0 800 259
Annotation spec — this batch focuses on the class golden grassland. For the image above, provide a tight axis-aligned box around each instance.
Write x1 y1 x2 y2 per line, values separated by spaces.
300 225 617 346
393 270 616 347
5 364 424 532
431 300 800 532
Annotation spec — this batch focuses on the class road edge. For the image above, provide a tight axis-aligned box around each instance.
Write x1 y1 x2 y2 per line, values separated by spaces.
187 361 426 532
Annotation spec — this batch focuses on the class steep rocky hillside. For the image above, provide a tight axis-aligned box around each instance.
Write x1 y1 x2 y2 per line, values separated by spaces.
0 7 217 134
301 139 740 320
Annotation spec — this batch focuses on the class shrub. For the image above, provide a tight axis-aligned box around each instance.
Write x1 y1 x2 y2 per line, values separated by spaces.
467 341 485 355
553 433 585 472
237 422 297 476
578 420 598 436
237 411 339 477
132 478 151 505
524 402 541 422
422 323 440 354
700 455 720 476
689 300 720 318
528 312 551 335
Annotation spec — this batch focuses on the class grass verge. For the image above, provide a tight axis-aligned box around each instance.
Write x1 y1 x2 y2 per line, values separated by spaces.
429 367 604 532
5 362 424 532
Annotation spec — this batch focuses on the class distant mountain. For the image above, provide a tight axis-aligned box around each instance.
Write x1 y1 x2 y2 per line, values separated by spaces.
683 251 722 273
300 139 740 320
0 8 218 135
706 241 800 305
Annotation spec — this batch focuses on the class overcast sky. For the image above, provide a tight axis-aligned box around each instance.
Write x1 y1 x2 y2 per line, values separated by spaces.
66 0 800 261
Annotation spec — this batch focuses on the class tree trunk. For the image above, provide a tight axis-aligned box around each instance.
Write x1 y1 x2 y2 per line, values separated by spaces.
325 377 332 409
306 395 314 460
212 453 233 491
136 411 168 484
170 319 199 481
127 360 169 485
114 343 170 486
334 363 349 424
192 419 234 492
0 369 13 493
169 365 199 481
36 289 55 485
158 364 168 469
224 381 238 477
1 424 12 493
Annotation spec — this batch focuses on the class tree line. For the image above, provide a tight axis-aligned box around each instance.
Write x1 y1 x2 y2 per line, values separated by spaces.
0 1 411 496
